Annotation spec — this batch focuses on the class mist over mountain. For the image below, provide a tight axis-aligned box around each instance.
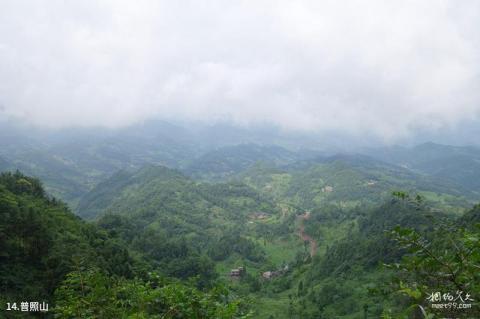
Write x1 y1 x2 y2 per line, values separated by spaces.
1 1 480 318
361 142 480 191
1 1 480 144
2 118 480 211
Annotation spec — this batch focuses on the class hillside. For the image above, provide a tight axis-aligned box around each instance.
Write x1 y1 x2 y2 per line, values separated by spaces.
238 154 475 211
3 161 480 318
78 165 279 221
0 171 249 318
286 196 480 318
75 161 480 318
0 121 321 206
3 1 480 317
0 171 136 305
3 126 478 213
3 142 480 318
183 144 303 180
0 122 203 207
77 165 287 281
363 142 480 193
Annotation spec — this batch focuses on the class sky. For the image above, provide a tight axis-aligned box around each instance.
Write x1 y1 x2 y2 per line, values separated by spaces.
0 0 479 143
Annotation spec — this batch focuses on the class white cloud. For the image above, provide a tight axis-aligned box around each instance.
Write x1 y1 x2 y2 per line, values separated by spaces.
0 0 479 142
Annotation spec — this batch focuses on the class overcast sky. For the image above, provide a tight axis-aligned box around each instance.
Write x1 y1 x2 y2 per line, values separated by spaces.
0 0 479 142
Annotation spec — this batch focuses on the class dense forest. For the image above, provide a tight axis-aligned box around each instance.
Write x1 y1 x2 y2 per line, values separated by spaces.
2 0 480 316
1 140 479 318
0 171 250 318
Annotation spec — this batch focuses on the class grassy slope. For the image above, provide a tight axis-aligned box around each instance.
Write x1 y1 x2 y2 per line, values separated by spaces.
74 155 477 318
238 156 477 212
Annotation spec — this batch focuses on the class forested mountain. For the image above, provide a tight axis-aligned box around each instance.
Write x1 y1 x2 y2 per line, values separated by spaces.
77 165 281 282
0 121 319 207
0 171 135 300
73 160 480 318
0 171 250 318
2 136 480 318
3 117 479 211
183 144 310 180
0 121 203 206
460 203 480 225
286 195 480 318
238 154 476 211
363 142 480 192
3 0 480 317
2 165 480 318
78 165 278 220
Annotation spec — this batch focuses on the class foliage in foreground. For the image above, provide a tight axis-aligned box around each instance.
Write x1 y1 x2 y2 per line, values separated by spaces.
54 269 250 319
386 221 480 318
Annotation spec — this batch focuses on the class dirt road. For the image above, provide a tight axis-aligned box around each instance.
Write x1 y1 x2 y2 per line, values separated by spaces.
297 211 317 257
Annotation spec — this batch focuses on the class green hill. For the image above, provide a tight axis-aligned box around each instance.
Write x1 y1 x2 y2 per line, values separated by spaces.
0 171 250 318
77 165 283 277
238 154 475 211
184 144 303 180
77 161 479 318
3 139 480 318
78 164 279 221
363 142 480 193
0 171 136 305
277 195 480 318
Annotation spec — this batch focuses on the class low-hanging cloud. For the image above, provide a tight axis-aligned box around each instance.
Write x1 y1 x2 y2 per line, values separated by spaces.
0 0 479 142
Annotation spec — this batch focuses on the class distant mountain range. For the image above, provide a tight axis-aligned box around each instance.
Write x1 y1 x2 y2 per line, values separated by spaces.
361 142 480 191
3 126 480 318
1 120 479 210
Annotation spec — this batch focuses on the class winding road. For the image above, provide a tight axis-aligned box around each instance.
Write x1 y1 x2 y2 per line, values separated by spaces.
297 211 318 257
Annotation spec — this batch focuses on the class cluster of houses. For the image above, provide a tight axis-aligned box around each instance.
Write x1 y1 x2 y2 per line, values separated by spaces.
262 264 289 279
229 266 245 279
249 211 270 220
229 265 289 280
261 270 281 279
321 185 334 193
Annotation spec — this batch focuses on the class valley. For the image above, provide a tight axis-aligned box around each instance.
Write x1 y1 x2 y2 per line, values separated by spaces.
2 1 480 317
1 133 479 318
